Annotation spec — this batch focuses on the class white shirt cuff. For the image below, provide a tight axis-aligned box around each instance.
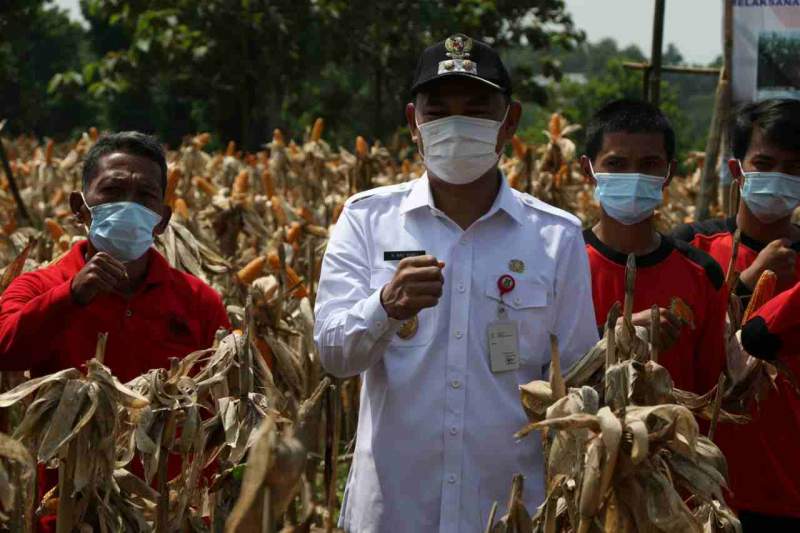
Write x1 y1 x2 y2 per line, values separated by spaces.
363 287 402 339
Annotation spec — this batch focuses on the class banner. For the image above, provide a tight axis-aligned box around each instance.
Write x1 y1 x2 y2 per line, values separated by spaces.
732 1 800 102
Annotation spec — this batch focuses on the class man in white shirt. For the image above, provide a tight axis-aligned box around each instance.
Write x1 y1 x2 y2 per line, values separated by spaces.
314 33 599 532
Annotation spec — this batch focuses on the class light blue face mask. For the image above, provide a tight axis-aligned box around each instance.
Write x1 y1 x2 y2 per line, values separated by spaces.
590 162 667 225
739 163 800 224
83 195 163 262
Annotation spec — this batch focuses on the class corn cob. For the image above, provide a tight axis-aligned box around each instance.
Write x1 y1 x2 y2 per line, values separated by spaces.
173 197 190 220
237 256 267 285
164 167 182 206
311 118 325 142
193 176 218 196
267 252 308 298
233 170 249 195
511 135 527 159
270 196 287 226
260 169 275 197
742 269 777 323
225 140 236 157
355 136 369 158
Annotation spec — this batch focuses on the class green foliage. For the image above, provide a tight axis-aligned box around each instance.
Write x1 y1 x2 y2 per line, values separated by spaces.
71 0 581 148
0 0 96 139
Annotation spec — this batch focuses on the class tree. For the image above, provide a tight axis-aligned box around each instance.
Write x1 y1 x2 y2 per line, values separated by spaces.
0 0 94 139
77 0 583 149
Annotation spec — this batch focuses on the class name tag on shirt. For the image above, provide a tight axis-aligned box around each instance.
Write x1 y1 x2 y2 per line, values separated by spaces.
488 320 520 373
384 250 426 261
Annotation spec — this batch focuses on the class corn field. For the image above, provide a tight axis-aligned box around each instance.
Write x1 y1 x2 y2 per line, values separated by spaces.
0 116 781 532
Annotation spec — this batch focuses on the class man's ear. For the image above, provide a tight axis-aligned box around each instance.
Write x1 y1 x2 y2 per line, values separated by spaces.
496 100 522 152
154 205 172 236
69 191 91 226
664 159 677 188
580 155 597 186
405 103 418 143
728 158 745 187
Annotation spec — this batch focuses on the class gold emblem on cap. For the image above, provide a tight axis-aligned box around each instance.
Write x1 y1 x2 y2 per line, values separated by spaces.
445 34 473 60
396 316 419 340
444 60 455 71
509 259 525 273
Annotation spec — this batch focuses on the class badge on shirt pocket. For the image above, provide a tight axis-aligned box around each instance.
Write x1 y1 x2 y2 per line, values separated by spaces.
488 320 520 373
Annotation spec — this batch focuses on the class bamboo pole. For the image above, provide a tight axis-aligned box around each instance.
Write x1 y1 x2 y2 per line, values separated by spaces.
720 0 735 216
648 0 666 106
696 66 730 221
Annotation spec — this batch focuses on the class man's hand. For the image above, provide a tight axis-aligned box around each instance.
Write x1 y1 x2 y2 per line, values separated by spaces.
740 239 797 290
620 307 682 352
71 252 129 306
380 255 444 320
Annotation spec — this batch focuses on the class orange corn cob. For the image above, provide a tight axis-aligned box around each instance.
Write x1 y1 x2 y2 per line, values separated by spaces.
401 159 411 175
233 170 249 195
89 127 99 141
267 252 308 298
225 140 236 157
270 196 287 226
45 139 55 166
332 203 344 224
511 135 527 159
2 218 17 236
45 218 65 240
286 221 302 244
237 256 267 285
508 171 523 191
260 169 275 197
165 167 182 206
356 136 369 157
743 270 777 323
296 206 314 224
548 113 562 139
193 132 211 148
194 176 218 196
254 337 275 371
304 224 328 238
311 118 324 142
173 198 190 220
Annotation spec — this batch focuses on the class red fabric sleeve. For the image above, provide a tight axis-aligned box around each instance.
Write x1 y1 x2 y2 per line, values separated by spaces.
0 274 84 371
744 281 800 360
695 281 729 394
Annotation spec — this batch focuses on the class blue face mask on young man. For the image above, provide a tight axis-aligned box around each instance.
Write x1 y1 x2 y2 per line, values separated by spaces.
589 161 668 225
82 194 163 262
738 161 800 224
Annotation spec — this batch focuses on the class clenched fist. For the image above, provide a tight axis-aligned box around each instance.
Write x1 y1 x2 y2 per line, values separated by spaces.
380 255 444 320
71 252 129 306
740 238 797 291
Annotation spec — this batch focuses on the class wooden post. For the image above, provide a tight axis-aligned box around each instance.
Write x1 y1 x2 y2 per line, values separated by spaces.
648 0 666 105
720 0 735 216
697 0 734 221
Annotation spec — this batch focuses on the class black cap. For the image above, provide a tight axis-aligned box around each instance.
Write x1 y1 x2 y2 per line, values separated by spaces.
411 34 512 97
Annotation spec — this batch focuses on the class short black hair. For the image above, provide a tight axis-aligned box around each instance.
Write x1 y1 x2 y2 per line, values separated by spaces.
730 99 800 160
82 131 167 194
585 99 676 162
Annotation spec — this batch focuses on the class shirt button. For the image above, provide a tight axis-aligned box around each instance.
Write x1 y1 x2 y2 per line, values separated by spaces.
125 309 133 318
448 474 457 484
454 330 463 339
376 321 384 330
457 282 465 293
459 238 469 245
449 427 458 435
513 297 521 305
451 380 462 389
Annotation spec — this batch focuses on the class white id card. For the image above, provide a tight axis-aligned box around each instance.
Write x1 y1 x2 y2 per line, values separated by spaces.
488 320 520 373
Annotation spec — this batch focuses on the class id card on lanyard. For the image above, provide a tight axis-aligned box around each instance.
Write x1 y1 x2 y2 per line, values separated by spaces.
488 274 520 373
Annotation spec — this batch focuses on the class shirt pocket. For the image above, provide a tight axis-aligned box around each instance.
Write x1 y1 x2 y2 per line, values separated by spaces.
370 268 435 347
484 271 551 368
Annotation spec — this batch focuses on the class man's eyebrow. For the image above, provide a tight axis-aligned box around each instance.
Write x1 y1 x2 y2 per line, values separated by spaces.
465 94 492 105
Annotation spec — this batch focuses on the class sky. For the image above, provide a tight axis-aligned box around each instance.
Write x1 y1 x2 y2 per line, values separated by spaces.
53 0 723 65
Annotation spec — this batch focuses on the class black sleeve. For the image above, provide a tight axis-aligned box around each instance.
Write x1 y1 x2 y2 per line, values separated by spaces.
671 223 697 243
741 316 781 361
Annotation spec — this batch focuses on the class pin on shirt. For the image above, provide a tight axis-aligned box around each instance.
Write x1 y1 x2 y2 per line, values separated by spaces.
489 273 520 372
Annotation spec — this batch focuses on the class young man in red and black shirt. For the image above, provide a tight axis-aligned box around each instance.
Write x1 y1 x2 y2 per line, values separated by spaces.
673 99 800 531
579 99 727 395
742 280 800 361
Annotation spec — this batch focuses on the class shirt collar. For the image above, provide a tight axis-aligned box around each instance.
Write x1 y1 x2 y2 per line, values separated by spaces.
399 171 525 225
61 240 172 287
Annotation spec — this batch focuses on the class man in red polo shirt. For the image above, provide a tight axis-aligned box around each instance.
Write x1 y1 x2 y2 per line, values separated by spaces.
0 132 229 531
580 99 727 395
742 280 800 361
673 99 800 531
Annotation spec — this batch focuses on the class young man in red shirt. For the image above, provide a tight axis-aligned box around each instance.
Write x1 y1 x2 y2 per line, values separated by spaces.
742 280 800 362
673 99 800 530
580 99 727 395
0 132 229 531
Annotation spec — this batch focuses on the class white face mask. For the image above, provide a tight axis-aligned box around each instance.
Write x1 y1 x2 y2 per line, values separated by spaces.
416 107 508 185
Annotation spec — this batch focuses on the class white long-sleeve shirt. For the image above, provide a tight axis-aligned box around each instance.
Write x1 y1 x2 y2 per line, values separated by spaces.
314 173 598 533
